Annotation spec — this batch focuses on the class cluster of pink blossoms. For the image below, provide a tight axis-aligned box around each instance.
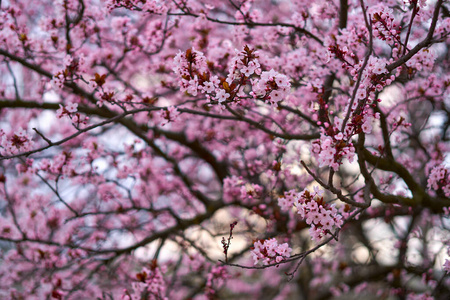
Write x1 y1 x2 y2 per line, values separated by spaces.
278 189 299 212
56 102 78 118
349 56 391 96
122 264 167 300
311 133 356 171
51 54 87 90
172 47 228 103
172 45 291 107
279 187 344 242
0 128 34 156
427 165 450 197
370 6 400 45
159 106 180 126
227 45 261 80
364 56 389 76
56 102 89 127
223 175 263 205
107 0 168 13
172 48 209 97
405 49 437 72
251 238 292 265
251 69 291 107
39 151 75 178
205 265 230 298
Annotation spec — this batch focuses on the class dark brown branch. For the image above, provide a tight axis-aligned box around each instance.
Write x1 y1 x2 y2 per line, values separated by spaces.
339 0 348 29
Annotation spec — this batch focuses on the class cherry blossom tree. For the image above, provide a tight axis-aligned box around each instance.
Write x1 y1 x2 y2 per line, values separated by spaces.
0 0 449 299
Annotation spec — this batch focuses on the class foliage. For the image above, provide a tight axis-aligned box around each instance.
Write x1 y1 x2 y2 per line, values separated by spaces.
0 0 449 299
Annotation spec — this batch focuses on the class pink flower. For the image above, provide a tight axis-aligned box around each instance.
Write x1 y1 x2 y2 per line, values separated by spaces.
215 89 230 103
361 121 372 134
66 102 78 113
241 66 253 77
335 132 344 140
270 90 283 103
356 88 366 100
202 81 216 93
274 74 289 87
321 215 334 231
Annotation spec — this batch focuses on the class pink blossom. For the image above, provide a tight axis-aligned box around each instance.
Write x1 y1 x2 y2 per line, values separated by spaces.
251 238 292 265
215 89 230 103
